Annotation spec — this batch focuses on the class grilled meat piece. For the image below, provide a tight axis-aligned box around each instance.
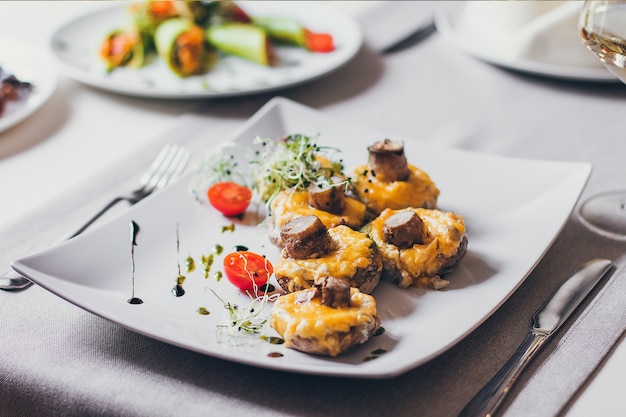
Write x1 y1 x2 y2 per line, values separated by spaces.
383 210 425 248
315 276 351 308
280 215 333 259
367 139 409 182
307 177 346 214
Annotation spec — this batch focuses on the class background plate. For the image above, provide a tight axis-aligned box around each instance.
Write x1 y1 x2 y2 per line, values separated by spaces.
435 3 615 82
0 35 57 133
13 97 591 378
49 2 362 99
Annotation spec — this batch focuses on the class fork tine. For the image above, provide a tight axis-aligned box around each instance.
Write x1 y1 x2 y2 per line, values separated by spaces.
139 144 178 188
52 144 188 242
154 146 191 190
141 144 189 193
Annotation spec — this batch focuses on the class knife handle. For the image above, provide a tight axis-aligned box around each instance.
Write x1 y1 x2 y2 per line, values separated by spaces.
457 330 548 417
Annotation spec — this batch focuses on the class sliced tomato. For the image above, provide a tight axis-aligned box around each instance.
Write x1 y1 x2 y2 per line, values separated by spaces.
207 182 252 216
304 30 335 53
147 1 178 21
223 251 273 293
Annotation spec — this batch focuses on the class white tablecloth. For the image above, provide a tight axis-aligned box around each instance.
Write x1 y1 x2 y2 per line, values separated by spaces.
1 2 625 416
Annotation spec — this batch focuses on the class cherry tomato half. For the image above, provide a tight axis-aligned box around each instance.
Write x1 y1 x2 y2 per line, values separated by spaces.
207 182 252 216
223 251 273 293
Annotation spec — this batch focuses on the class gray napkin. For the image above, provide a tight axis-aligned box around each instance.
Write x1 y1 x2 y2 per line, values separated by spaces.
503 262 626 416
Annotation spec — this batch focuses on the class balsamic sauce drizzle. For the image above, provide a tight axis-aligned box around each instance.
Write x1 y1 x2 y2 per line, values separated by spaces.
127 221 143 305
172 222 185 297
363 348 387 362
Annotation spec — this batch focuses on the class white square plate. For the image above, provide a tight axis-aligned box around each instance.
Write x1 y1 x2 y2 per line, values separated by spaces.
13 97 590 378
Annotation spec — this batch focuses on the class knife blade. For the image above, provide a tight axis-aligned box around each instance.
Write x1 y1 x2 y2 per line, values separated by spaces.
457 258 612 417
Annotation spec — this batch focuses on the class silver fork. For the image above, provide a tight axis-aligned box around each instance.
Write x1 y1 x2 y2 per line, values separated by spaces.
0 143 191 291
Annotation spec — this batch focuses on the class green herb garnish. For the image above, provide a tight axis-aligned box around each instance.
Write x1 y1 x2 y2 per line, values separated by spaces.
251 134 344 206
190 144 250 202
213 289 279 336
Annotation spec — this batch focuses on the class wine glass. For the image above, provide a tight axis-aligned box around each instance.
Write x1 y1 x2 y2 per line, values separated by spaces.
577 0 626 240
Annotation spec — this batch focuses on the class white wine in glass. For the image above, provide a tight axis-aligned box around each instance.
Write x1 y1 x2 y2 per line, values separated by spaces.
580 0 626 82
578 0 626 240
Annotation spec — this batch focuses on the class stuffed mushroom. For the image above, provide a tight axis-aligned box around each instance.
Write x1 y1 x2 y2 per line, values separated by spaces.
270 276 380 357
353 139 440 215
363 207 467 289
274 215 382 294
266 177 369 248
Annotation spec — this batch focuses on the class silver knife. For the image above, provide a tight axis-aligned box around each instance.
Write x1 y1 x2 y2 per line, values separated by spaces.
457 258 612 417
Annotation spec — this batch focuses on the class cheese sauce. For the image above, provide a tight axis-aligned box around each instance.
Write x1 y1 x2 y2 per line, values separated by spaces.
275 225 377 292
353 164 440 215
270 288 378 357
270 190 367 230
369 208 466 287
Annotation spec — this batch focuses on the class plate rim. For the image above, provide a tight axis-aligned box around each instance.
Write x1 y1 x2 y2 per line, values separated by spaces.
435 3 616 82
0 34 57 133
48 2 363 99
11 96 592 378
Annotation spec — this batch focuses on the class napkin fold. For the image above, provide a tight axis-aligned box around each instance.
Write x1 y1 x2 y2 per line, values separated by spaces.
503 263 626 417
457 1 603 68
331 1 437 52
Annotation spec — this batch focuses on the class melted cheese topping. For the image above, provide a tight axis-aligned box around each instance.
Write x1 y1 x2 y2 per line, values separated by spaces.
353 164 440 215
270 288 378 357
275 225 376 292
368 208 466 287
270 190 367 230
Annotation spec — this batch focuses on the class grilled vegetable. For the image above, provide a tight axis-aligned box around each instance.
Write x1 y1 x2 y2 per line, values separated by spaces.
154 18 214 77
206 23 276 66
99 29 148 72
252 16 335 52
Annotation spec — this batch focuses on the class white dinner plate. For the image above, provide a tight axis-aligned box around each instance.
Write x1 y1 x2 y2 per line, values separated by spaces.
0 35 57 133
435 3 615 82
49 2 362 99
13 97 591 378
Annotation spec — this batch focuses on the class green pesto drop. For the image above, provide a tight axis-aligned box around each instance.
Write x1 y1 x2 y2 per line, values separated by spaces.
201 254 214 279
212 244 224 255
214 270 223 281
261 335 285 345
221 223 235 233
196 307 211 315
185 255 196 273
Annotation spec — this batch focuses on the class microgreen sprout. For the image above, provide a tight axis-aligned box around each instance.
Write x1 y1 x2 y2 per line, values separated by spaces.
251 134 344 206
212 286 279 338
190 143 251 202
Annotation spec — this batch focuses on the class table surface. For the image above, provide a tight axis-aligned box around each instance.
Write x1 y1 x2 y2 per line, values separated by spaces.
1 2 625 416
